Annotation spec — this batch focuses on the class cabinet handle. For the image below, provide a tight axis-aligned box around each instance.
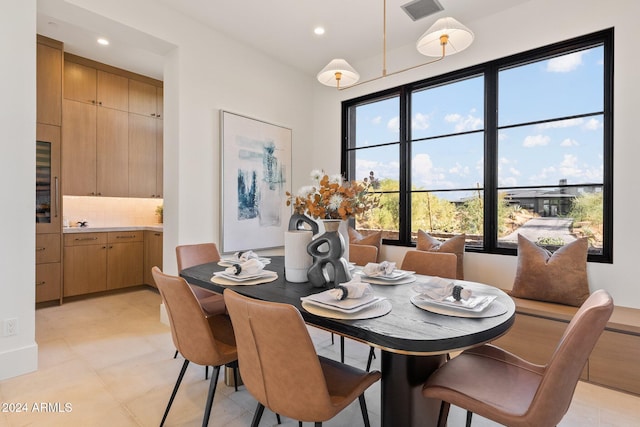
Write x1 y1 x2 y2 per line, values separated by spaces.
116 235 137 239
36 281 46 286
151 113 156 117
36 247 46 251
74 237 98 241
54 176 59 218
154 233 161 236
156 114 161 118
98 101 102 106
90 100 96 104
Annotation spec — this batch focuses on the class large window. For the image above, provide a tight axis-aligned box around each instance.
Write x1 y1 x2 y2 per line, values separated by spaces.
343 29 613 262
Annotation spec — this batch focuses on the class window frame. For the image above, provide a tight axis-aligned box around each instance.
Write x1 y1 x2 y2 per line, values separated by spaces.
341 28 613 263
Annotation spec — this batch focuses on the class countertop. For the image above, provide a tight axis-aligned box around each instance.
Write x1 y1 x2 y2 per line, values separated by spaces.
63 225 163 234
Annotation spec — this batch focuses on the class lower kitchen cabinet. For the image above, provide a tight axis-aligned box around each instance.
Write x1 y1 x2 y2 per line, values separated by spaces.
63 231 143 297
143 230 163 287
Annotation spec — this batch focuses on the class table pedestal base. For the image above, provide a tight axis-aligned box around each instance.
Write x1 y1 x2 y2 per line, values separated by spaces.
381 351 446 427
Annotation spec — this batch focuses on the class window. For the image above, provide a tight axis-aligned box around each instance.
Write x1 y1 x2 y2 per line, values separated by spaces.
343 29 613 262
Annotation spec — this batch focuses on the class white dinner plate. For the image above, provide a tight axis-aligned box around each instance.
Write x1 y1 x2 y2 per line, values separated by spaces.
300 295 386 313
218 257 271 267
302 299 392 320
359 274 417 285
410 295 507 318
211 270 278 286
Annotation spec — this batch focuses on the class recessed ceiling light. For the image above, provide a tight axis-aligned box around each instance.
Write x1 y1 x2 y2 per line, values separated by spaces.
314 27 325 36
97 38 109 46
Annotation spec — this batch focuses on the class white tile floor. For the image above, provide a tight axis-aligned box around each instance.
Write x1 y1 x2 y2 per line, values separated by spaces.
0 287 638 426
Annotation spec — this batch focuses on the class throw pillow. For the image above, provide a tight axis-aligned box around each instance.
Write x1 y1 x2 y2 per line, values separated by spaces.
416 230 465 280
511 234 590 307
348 227 382 249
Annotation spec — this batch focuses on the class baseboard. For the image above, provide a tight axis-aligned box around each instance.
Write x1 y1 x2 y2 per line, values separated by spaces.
0 342 38 381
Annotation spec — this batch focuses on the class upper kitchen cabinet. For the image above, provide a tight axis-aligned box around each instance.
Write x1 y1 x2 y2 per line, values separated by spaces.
64 55 129 111
129 80 163 118
37 36 63 126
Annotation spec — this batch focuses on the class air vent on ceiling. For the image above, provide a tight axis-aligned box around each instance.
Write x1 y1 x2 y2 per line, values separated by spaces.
401 0 444 21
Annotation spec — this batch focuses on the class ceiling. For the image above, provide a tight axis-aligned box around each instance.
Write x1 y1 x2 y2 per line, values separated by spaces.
36 0 531 82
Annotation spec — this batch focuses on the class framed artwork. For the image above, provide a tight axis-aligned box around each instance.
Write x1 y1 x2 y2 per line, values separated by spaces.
220 110 292 253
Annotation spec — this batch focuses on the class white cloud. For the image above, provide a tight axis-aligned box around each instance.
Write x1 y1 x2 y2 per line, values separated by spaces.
529 166 557 182
509 167 521 176
449 162 470 176
499 176 518 187
371 116 382 125
560 138 579 147
584 117 602 130
387 116 399 133
546 51 585 72
355 158 398 183
498 131 508 141
412 112 430 130
536 118 583 129
412 153 448 186
445 112 483 132
559 154 581 177
523 134 550 147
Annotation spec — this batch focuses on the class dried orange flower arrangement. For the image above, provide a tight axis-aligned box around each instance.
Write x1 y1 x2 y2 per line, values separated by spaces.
286 170 379 220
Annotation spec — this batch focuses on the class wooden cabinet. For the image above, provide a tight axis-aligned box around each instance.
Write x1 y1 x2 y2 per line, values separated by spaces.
36 233 61 303
143 231 163 287
63 233 108 297
37 36 62 126
36 124 62 233
97 108 129 196
63 231 144 297
129 114 158 198
129 79 162 118
64 60 129 111
62 99 97 196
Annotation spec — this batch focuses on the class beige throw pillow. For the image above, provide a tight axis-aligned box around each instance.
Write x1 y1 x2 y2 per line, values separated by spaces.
348 227 382 249
416 230 465 280
511 234 590 307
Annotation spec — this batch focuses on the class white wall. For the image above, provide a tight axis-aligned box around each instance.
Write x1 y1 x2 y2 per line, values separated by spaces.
0 0 38 380
312 0 640 308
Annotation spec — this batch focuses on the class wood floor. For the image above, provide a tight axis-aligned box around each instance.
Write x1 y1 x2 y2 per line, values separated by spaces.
1 287 638 426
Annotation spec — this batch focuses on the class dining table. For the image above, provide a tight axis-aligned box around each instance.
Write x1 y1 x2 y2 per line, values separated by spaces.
180 256 516 427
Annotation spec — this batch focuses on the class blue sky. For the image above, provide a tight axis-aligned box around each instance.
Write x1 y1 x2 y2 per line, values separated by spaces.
353 46 604 198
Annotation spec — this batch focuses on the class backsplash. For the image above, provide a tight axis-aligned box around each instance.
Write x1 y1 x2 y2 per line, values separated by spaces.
63 196 163 228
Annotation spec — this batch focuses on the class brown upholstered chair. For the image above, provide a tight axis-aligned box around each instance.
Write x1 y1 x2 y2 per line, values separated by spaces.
152 267 238 427
176 243 227 315
224 289 381 427
400 250 458 279
422 289 613 427
349 243 378 266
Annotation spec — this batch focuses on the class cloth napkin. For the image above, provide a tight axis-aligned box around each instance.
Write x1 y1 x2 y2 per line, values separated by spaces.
362 261 396 277
329 276 373 301
224 258 265 276
413 277 472 301
231 250 260 262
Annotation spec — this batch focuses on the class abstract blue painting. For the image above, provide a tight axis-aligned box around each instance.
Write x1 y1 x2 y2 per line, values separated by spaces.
221 111 291 252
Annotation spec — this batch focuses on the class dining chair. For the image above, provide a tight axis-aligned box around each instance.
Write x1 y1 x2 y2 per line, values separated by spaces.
224 289 382 427
422 289 613 427
152 267 239 427
175 243 228 378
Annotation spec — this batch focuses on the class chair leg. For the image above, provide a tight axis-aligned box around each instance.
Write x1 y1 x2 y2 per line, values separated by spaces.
299 422 303 427
160 359 190 427
437 401 450 427
205 365 209 380
366 347 375 371
358 394 371 427
314 422 322 427
331 332 335 345
466 410 473 427
202 365 221 427
340 336 345 363
173 349 179 359
250 402 265 427
276 413 281 424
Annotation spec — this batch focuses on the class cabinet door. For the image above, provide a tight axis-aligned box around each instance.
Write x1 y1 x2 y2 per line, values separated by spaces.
156 87 163 119
64 61 97 104
36 263 61 303
62 100 97 196
107 242 144 290
97 70 129 111
129 80 158 117
156 119 163 197
37 42 62 126
129 113 158 198
97 108 129 196
144 231 163 287
36 233 61 264
36 124 62 232
63 244 107 297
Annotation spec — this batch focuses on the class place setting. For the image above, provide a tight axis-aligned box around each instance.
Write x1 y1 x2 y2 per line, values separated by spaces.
218 250 271 267
410 277 507 318
300 276 392 320
211 256 277 286
354 261 416 285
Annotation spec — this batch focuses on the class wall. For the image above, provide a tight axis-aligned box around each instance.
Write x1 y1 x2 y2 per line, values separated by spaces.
0 0 38 379
311 0 640 308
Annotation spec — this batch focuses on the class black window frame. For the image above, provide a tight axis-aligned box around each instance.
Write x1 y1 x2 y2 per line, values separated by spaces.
342 28 613 263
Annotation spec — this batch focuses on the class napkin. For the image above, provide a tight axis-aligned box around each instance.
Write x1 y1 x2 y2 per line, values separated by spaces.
231 250 260 262
328 276 373 301
224 258 265 276
362 261 396 277
413 277 472 301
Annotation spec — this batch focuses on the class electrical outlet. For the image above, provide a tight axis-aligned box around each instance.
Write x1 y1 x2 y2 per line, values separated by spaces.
3 318 18 336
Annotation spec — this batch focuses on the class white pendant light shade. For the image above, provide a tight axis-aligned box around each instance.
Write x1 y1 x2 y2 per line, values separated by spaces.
416 17 474 57
317 59 360 88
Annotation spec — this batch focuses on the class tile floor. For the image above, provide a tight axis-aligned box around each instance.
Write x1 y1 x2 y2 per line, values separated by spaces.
0 287 638 426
